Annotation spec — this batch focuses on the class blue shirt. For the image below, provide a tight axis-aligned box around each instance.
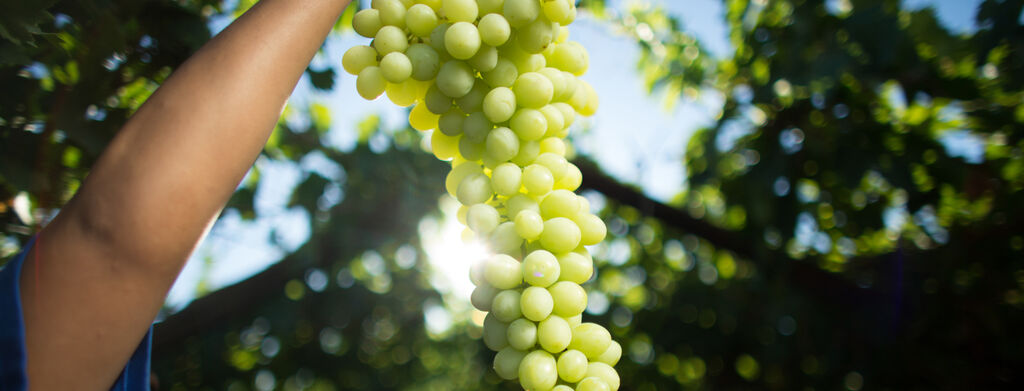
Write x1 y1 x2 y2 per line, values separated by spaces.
0 237 153 390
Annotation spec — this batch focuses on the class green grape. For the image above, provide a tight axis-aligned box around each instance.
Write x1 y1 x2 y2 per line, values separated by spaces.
406 3 438 36
436 61 475 97
457 171 493 204
467 203 500 234
353 9 383 38
503 0 540 27
569 323 611 359
425 83 454 114
486 127 520 162
484 253 523 290
548 281 586 317
356 66 387 100
594 340 621 366
579 80 599 116
376 0 407 28
522 164 554 195
558 71 579 101
446 161 482 196
445 22 481 60
585 362 619 391
538 315 571 353
463 112 493 143
523 249 560 287
409 101 439 130
511 139 541 166
515 52 547 74
438 108 465 136
535 152 568 181
469 45 499 72
511 108 548 141
557 248 593 284
521 286 554 321
518 350 558 391
539 137 566 156
406 43 441 81
469 257 486 286
478 13 512 46
542 0 573 25
552 102 576 132
556 162 582 191
457 204 470 225
471 282 497 311
431 131 460 160
418 0 442 11
490 221 524 255
373 25 409 55
553 386 574 391
483 313 510 351
429 23 450 53
538 68 568 101
491 162 523 196
492 289 523 322
514 72 555 109
507 318 538 350
567 314 582 328
576 377 610 391
342 45 378 75
380 52 412 83
483 87 517 123
385 79 419 106
557 349 588 383
514 209 544 241
506 194 540 219
483 58 519 87
494 347 528 380
539 190 577 219
540 217 581 253
575 213 606 245
547 41 587 75
539 105 566 136
441 0 478 23
459 135 486 160
518 17 558 54
477 0 504 14
456 80 489 112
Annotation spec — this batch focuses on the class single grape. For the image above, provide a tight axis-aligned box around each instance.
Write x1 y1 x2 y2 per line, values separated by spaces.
576 377 611 391
535 152 568 182
373 25 408 55
491 161 523 196
409 101 439 130
492 289 523 322
455 80 490 113
484 253 523 290
467 203 500 235
540 189 579 219
557 249 593 284
494 347 528 380
522 249 560 287
507 318 538 350
548 281 587 318
483 87 517 123
522 164 555 195
342 45 379 75
445 21 481 60
445 161 482 197
457 171 493 204
538 315 571 353
483 58 519 87
557 163 582 191
438 108 466 136
486 127 520 162
471 283 497 311
483 313 510 351
575 213 607 245
477 0 504 14
542 0 573 25
431 131 459 161
507 194 541 221
521 286 554 322
519 350 558 391
406 43 441 81
539 136 567 156
462 112 493 143
511 139 541 166
557 349 588 383
376 0 407 28
514 209 544 241
490 221 524 255
429 23 450 53
569 323 611 359
406 3 438 36
478 13 512 46
553 385 574 391
380 52 413 83
469 44 499 72
353 9 383 38
518 17 558 54
504 0 540 27
356 66 387 100
436 61 475 98
539 105 566 136
386 79 420 107
425 84 454 114
511 108 548 141
579 80 600 116
514 72 555 109
441 0 478 23
540 217 581 254
594 340 622 366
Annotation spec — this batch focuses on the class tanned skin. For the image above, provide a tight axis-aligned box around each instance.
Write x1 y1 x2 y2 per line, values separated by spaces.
18 0 353 388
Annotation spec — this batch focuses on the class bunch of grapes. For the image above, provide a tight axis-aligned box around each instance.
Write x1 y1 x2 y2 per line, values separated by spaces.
343 1 618 390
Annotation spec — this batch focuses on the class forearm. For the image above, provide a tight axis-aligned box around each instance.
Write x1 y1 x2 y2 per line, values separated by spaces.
65 0 351 270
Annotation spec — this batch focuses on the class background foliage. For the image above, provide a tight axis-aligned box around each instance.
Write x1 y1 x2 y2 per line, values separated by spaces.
1 0 1022 390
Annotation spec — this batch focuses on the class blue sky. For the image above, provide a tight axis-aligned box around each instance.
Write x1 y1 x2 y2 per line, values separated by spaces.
164 0 990 309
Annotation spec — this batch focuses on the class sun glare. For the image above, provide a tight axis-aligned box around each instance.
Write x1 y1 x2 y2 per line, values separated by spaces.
420 195 489 310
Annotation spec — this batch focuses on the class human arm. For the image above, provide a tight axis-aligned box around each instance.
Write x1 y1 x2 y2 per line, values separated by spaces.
19 0 352 388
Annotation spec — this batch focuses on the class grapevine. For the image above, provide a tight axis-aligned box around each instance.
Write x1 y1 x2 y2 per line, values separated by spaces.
343 1 618 390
